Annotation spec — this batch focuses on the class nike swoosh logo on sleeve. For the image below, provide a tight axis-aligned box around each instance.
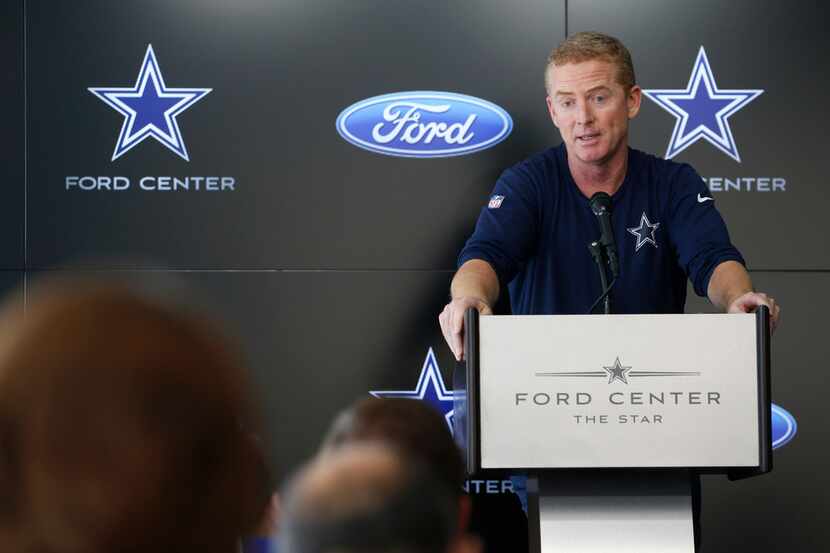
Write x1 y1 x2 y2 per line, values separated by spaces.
697 193 714 203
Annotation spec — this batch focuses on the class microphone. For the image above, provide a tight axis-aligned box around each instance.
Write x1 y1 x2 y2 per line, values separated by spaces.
589 192 619 278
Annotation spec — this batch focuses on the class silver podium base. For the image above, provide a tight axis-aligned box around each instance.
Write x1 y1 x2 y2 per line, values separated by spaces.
528 470 695 553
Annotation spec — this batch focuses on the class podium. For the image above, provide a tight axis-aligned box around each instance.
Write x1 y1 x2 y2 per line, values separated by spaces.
453 308 771 552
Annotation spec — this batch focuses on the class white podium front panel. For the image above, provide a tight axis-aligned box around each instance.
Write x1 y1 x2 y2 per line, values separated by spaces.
479 314 759 468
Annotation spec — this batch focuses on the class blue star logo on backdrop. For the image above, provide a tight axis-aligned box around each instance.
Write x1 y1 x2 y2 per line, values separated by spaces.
643 47 763 162
370 348 456 432
89 44 211 161
627 212 660 251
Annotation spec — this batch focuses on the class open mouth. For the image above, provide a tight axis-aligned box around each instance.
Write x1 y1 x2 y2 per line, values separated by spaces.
577 132 600 143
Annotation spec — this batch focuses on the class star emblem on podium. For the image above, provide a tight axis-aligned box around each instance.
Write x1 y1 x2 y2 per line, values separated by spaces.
370 348 456 432
89 44 211 161
643 46 763 162
603 357 632 384
627 212 660 252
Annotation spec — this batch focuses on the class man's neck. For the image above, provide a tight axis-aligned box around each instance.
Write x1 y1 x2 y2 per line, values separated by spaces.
567 145 629 198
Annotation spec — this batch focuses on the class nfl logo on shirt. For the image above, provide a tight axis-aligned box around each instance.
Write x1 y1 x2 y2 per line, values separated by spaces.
488 195 505 209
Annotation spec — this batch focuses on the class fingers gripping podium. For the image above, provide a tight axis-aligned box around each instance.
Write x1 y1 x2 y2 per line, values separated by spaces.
453 308 771 553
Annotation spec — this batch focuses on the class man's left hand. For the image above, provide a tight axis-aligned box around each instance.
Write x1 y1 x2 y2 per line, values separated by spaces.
727 292 781 334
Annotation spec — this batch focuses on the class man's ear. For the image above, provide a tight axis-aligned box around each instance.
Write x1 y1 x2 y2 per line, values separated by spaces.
627 85 642 119
0 417 19 519
449 496 482 553
449 534 484 553
458 495 472 532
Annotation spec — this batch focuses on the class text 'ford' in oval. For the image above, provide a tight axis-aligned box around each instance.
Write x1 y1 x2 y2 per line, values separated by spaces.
336 91 513 158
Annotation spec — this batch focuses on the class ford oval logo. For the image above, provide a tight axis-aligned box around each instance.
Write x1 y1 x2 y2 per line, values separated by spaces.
336 91 513 158
771 403 797 450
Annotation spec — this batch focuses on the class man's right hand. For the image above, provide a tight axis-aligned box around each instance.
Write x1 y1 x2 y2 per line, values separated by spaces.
438 296 493 362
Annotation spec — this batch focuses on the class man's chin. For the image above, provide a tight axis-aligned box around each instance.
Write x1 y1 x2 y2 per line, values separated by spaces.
571 146 610 165
566 139 626 166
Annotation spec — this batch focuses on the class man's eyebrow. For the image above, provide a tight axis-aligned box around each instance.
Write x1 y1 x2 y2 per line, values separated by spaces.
555 85 613 98
587 85 612 93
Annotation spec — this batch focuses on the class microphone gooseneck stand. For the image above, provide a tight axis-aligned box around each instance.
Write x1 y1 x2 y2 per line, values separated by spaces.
587 192 619 315
587 239 614 315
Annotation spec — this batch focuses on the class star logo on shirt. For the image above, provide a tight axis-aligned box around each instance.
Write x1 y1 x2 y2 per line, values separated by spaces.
603 357 632 384
89 44 211 161
370 348 456 432
627 212 660 252
643 46 763 163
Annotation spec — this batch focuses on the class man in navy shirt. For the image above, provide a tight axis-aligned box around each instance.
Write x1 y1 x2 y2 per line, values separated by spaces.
439 31 780 359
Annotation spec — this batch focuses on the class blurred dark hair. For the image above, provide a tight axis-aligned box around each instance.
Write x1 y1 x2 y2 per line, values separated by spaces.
0 278 270 553
282 443 457 553
321 397 465 494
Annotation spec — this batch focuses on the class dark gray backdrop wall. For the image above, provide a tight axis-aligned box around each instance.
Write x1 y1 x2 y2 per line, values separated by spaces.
11 0 825 551
26 0 559 269
573 0 830 270
1 0 25 270
0 1 25 307
23 0 563 476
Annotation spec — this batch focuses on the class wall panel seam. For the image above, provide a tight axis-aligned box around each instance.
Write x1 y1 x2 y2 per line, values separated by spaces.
22 0 27 311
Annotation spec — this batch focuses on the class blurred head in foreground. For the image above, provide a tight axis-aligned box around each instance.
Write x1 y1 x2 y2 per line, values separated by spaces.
321 397 465 498
0 278 268 553
281 442 478 553
317 397 478 552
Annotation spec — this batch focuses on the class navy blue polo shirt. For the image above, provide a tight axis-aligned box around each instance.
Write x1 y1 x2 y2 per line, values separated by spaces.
458 144 744 315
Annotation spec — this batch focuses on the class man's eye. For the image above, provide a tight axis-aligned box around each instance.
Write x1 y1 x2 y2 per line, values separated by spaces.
561 100 573 108
594 95 606 103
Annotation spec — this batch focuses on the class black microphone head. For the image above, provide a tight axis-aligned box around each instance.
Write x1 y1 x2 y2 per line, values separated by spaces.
589 192 612 216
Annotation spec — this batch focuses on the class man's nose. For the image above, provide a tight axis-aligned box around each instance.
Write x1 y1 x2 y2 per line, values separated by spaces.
576 101 594 126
